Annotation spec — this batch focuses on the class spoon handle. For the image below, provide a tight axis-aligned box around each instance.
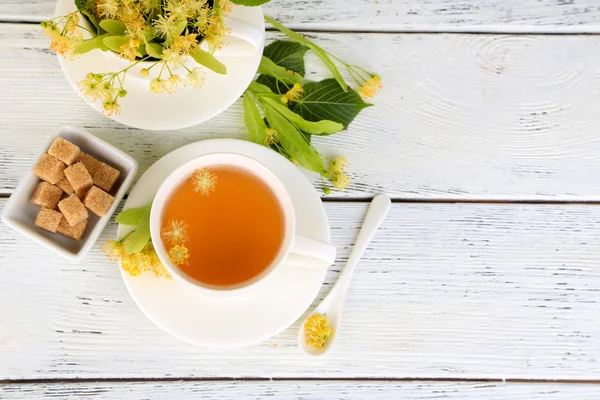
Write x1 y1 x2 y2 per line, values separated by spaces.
329 194 392 298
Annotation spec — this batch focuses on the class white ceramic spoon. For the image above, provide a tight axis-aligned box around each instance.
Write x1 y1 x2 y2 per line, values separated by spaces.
297 193 392 356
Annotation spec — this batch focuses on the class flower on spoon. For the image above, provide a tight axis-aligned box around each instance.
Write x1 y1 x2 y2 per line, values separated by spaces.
303 314 332 350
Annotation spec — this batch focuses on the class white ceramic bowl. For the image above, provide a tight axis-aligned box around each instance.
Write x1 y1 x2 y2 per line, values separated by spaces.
1 125 138 262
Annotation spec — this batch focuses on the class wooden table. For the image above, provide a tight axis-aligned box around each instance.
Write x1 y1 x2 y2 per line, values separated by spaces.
2 1 600 398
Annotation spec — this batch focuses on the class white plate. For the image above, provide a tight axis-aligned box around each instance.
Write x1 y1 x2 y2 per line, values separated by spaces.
118 139 331 348
55 0 264 131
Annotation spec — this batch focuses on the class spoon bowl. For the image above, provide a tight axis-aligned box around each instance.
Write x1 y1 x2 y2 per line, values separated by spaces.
297 194 392 356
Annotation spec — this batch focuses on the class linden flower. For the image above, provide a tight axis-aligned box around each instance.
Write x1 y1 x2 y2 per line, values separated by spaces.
41 21 61 39
79 76 104 101
165 0 194 20
169 244 190 265
103 100 122 116
264 128 278 145
219 0 233 14
162 47 187 69
152 14 175 39
98 0 120 18
205 15 230 50
173 34 199 53
119 37 142 61
162 219 189 244
191 168 217 195
281 82 304 104
194 6 211 33
328 156 350 191
359 74 382 99
101 239 124 261
304 314 332 349
185 67 205 88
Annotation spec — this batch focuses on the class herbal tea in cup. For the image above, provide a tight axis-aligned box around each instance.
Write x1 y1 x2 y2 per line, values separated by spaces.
150 153 337 294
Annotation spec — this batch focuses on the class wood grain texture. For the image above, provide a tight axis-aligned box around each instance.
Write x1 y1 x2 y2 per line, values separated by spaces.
3 25 600 200
2 0 600 33
2 199 600 380
2 381 599 399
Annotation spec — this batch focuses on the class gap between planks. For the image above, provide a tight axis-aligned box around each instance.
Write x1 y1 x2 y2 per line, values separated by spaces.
5 192 600 205
4 19 600 36
2 377 600 385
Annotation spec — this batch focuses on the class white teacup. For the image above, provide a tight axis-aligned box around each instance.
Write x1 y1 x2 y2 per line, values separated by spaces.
150 153 337 295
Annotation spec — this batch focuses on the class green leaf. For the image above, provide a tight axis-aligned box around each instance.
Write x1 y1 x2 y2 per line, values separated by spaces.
243 95 268 145
103 36 128 53
258 56 302 86
99 19 127 35
74 34 109 54
262 97 343 135
123 205 151 255
262 40 309 75
247 81 281 101
264 103 325 174
146 42 163 58
173 19 188 37
115 204 150 226
292 78 371 129
80 9 103 35
255 75 290 95
230 0 271 5
190 48 227 74
264 16 347 91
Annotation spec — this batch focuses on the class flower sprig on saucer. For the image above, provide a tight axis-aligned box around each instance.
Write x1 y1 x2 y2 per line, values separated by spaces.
102 202 171 278
41 0 236 116
243 17 381 192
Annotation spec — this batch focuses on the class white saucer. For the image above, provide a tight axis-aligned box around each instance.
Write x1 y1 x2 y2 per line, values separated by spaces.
55 0 264 131
117 139 331 348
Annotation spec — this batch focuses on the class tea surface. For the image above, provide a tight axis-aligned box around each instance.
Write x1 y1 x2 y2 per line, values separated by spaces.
161 165 285 286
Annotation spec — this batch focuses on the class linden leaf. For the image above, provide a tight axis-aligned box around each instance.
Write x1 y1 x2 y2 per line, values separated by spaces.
263 40 309 75
265 16 347 91
262 97 343 135
291 78 372 129
74 34 108 54
123 205 151 255
99 19 127 35
243 95 268 145
229 0 271 5
264 103 325 174
103 36 128 53
258 56 302 86
190 48 227 74
116 204 151 226
146 42 163 58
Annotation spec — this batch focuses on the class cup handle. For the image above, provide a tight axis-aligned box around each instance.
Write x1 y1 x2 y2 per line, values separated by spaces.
283 235 337 268
200 17 265 57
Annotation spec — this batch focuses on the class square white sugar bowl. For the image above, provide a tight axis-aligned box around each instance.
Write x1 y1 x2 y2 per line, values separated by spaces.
1 125 138 262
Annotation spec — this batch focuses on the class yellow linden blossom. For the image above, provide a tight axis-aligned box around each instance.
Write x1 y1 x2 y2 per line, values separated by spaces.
264 128 278 145
169 244 190 265
281 82 304 104
119 36 142 61
98 0 120 18
185 67 205 88
194 6 211 33
174 33 199 53
162 219 189 244
358 74 382 99
328 156 350 191
103 100 122 116
304 314 332 349
205 15 230 50
102 240 172 278
42 21 61 39
165 0 194 20
219 0 233 14
152 14 175 39
191 169 217 195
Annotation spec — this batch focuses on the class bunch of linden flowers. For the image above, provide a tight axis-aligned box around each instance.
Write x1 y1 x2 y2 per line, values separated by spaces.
42 0 233 116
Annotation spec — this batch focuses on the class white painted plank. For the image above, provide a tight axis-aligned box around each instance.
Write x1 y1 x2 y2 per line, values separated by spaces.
2 381 599 399
3 25 600 200
2 200 600 380
3 0 600 33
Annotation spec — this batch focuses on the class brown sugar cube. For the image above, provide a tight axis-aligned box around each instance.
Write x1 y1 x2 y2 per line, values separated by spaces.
93 162 120 192
34 207 63 233
58 195 88 227
30 181 63 209
64 162 93 195
84 186 115 216
47 137 81 165
33 153 65 184
56 178 75 195
57 217 88 240
78 153 102 176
